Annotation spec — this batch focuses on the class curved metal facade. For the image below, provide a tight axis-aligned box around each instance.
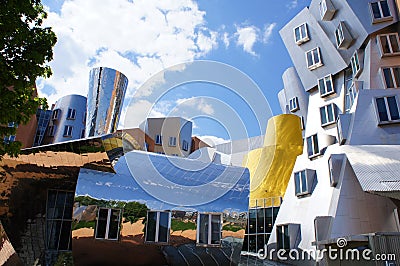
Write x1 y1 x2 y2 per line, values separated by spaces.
86 67 128 137
44 94 87 144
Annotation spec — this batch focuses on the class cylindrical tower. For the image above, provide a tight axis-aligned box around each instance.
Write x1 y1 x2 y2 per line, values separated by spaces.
86 67 128 137
43 94 87 144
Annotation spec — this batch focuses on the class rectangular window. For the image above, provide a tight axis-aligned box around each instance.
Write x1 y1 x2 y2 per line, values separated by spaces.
182 140 189 151
155 134 162 145
95 208 121 240
318 75 334 97
63 125 73 137
168 136 176 146
289 97 299 112
320 103 337 126
48 125 56 137
145 211 170 243
294 23 309 45
370 0 392 23
7 122 18 128
378 33 400 56
306 134 320 158
3 135 16 144
335 21 353 49
300 116 305 130
294 170 308 196
52 109 60 120
46 190 74 250
320 0 336 21
375 96 400 124
306 47 323 70
382 66 400 88
276 225 290 250
197 213 222 246
67 108 76 120
350 51 361 78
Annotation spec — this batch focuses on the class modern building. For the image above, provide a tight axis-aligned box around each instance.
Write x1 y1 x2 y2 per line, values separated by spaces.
140 117 193 157
32 109 52 146
86 67 128 137
267 0 400 264
43 94 87 144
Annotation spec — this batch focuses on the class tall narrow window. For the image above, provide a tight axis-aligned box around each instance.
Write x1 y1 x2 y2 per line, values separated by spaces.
67 108 76 120
306 47 323 70
294 23 309 45
95 208 121 240
52 109 60 120
335 21 353 49
63 125 73 137
370 0 392 23
382 67 400 88
320 103 337 126
318 75 334 97
289 97 299 112
46 190 74 250
276 225 290 250
197 213 222 246
155 134 162 145
350 51 361 78
378 33 400 56
294 171 308 196
375 96 400 124
145 211 170 243
48 125 56 137
306 134 320 158
182 140 189 151
168 136 177 147
320 0 336 21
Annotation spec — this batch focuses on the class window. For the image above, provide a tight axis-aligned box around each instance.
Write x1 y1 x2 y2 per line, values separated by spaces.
294 169 316 197
300 116 305 130
52 109 60 120
370 0 392 23
7 122 18 128
48 125 56 137
46 190 74 250
294 23 309 45
3 135 16 144
335 21 353 49
182 140 189 151
320 0 336 21
350 51 361 78
197 213 222 246
276 225 290 250
63 125 73 137
145 211 170 243
306 134 320 158
382 67 400 88
95 208 121 240
168 136 176 147
318 75 334 97
320 103 337 126
289 97 299 112
306 47 323 70
344 69 361 113
328 154 345 187
378 33 400 56
375 96 400 124
67 108 76 120
337 113 351 145
155 134 162 145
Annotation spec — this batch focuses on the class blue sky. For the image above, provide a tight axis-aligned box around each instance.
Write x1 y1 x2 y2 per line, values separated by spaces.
39 0 309 144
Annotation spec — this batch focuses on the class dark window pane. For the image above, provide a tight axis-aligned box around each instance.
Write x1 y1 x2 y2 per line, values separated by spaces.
381 35 390 53
63 192 74 220
383 68 394 88
313 48 320 64
108 209 120 240
283 225 290 250
307 51 313 67
257 209 265 233
96 208 108 239
249 209 256 234
47 220 61 250
326 77 333 93
313 135 319 155
319 79 326 95
389 35 399 53
387 96 400 120
211 214 221 244
295 27 301 42
300 25 307 39
320 107 327 125
59 221 72 250
371 2 381 19
158 212 169 242
257 234 265 252
307 136 313 157
393 67 400 87
265 208 273 233
376 98 389 121
146 211 157 242
301 171 307 193
198 214 209 244
381 0 391 17
248 235 257 253
327 105 334 122
294 173 301 195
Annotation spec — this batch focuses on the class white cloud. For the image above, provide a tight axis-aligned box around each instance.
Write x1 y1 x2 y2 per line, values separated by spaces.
223 32 230 48
196 135 229 147
263 23 276 44
287 0 298 9
39 0 219 106
234 25 259 56
175 97 214 115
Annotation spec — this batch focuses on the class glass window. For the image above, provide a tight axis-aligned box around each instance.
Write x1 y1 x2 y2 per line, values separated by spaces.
294 170 308 196
95 208 121 240
375 96 400 123
63 125 73 137
318 75 334 97
52 109 60 120
145 211 170 243
306 47 323 70
294 23 309 45
277 225 290 250
306 134 319 158
46 190 74 251
182 140 189 151
48 125 56 137
370 0 392 22
382 67 400 88
289 97 299 112
155 134 162 145
197 213 221 246
320 0 335 21
168 136 176 146
67 108 76 120
350 51 361 78
378 33 400 56
335 23 344 47
320 103 337 126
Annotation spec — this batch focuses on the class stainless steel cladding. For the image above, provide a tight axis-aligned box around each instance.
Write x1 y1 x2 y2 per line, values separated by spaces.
86 67 128 137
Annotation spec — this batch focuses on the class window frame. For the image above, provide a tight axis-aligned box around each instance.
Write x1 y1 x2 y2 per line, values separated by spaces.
369 0 392 23
52 109 60 120
95 207 122 241
66 108 76 120
306 134 320 159
48 125 56 137
306 47 323 70
182 140 189 151
318 74 335 97
168 136 177 147
196 212 222 247
374 95 400 125
294 170 308 196
319 0 336 21
155 134 162 145
63 125 73 137
350 51 361 78
377 33 400 57
145 210 171 244
289 97 299 112
320 103 337 127
276 224 290 250
381 66 400 89
293 23 309 45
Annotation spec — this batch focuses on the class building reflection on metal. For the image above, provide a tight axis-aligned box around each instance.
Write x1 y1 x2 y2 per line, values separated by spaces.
86 67 128 137
72 151 249 265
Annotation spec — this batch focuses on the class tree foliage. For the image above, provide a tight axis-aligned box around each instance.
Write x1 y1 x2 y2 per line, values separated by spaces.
0 0 57 158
